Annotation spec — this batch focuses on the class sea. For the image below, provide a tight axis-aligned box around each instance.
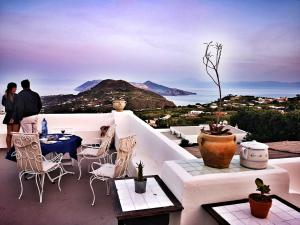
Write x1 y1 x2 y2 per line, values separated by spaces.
1 85 298 111
165 87 300 106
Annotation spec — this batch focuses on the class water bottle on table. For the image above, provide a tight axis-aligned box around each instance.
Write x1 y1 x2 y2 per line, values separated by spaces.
41 118 48 138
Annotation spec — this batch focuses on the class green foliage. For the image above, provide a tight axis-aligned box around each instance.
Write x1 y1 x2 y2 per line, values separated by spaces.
208 123 230 135
255 178 271 196
156 119 169 128
136 161 144 181
230 109 300 142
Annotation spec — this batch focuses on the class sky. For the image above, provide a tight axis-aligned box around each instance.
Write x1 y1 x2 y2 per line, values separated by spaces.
0 0 300 95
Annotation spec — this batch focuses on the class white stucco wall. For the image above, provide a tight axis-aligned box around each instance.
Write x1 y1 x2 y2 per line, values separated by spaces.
0 113 114 147
270 157 300 193
113 111 195 176
1 111 194 175
161 156 291 225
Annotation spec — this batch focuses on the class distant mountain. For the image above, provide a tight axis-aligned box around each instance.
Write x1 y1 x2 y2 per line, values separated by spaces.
74 80 101 92
42 79 175 113
74 80 196 96
138 81 196 96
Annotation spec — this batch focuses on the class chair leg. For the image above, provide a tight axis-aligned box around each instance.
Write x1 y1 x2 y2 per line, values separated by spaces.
105 179 110 196
40 174 45 203
35 174 45 203
57 166 64 191
90 175 97 206
18 171 26 200
77 157 84 180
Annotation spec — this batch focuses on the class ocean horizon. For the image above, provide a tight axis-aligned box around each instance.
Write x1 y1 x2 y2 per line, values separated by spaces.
165 87 300 106
1 85 298 110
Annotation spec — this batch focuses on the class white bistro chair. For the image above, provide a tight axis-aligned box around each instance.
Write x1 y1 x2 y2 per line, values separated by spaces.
77 124 116 180
89 135 136 206
12 132 64 203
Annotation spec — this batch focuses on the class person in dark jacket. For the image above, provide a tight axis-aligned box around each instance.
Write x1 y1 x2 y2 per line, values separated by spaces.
13 79 42 133
2 82 20 150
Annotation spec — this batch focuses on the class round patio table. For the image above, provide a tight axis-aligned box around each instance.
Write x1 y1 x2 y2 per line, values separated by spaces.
6 134 82 162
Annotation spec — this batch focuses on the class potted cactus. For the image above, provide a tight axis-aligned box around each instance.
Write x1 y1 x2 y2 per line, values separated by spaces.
197 41 236 168
249 178 272 218
134 161 147 193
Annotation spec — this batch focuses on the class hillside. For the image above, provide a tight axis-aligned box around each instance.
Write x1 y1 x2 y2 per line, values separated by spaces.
42 79 175 113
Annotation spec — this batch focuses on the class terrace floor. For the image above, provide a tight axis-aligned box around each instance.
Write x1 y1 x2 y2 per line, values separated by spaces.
0 150 116 225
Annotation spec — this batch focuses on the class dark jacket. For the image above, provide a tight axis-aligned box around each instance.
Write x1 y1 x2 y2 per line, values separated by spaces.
14 89 42 120
2 94 19 124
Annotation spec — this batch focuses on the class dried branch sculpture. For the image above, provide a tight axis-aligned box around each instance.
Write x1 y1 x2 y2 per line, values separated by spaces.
202 41 223 124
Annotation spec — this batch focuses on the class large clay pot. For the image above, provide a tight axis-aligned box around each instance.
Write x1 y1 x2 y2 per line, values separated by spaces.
249 193 272 218
112 100 127 112
197 132 236 168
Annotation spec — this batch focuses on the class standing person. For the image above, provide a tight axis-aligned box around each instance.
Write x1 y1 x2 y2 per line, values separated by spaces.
14 79 42 133
2 82 20 150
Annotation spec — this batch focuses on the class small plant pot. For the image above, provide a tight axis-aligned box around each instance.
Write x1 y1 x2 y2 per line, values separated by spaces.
249 193 272 218
134 178 147 194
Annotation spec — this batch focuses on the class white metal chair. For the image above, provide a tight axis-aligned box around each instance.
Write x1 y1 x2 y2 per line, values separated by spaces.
12 132 64 203
89 135 136 206
77 124 116 180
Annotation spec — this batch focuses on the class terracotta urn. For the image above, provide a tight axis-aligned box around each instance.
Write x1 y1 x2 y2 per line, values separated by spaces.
112 99 127 112
249 193 272 218
197 132 237 168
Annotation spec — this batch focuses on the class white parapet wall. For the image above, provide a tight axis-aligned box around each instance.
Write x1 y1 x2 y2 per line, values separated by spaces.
113 111 196 176
1 111 195 174
161 156 292 225
0 113 115 148
269 157 300 193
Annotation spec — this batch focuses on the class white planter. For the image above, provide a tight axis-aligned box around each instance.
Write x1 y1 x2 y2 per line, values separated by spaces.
240 140 269 169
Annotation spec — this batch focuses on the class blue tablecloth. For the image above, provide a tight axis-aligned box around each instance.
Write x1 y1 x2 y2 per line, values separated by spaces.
6 134 82 161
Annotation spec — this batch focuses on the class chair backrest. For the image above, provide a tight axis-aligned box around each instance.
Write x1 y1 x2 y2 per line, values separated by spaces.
96 124 116 156
114 135 136 178
12 132 43 173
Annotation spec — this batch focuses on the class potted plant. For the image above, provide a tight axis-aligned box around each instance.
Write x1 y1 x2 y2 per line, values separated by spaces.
134 161 147 193
112 98 127 112
249 178 272 218
197 41 236 168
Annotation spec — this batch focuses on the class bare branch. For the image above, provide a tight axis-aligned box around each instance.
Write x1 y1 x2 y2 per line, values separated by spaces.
202 57 215 70
201 41 223 123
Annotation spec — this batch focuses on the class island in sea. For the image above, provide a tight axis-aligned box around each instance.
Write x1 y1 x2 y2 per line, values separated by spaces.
42 79 175 113
74 80 196 96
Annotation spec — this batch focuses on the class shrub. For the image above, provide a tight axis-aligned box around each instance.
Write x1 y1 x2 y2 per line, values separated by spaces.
179 139 190 147
230 109 300 142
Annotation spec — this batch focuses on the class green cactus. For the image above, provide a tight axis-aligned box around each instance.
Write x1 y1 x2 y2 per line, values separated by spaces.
136 161 144 181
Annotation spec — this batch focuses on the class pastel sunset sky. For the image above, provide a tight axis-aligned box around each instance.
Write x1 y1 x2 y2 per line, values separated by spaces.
0 0 299 94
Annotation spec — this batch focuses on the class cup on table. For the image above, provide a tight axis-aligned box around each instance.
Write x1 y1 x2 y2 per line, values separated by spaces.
61 129 66 134
40 137 48 143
